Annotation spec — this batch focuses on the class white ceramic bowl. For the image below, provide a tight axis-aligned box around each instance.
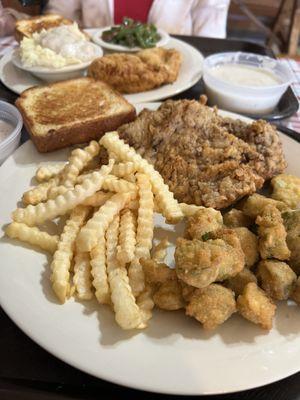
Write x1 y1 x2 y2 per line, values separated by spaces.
0 100 23 164
92 26 169 52
11 46 103 83
203 52 293 116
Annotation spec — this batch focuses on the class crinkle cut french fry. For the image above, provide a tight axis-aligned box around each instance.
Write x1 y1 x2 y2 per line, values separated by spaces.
129 173 154 297
12 161 114 226
23 176 60 205
76 191 134 252
35 164 65 182
60 140 100 188
117 209 136 264
112 162 138 177
102 175 137 193
106 215 142 329
179 203 204 217
136 285 154 328
90 235 110 304
5 222 59 253
51 205 90 303
82 191 112 207
100 132 183 223
73 252 93 300
152 238 169 263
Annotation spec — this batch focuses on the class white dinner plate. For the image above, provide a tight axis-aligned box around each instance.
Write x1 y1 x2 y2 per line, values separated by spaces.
1 104 300 395
0 37 203 103
92 26 170 52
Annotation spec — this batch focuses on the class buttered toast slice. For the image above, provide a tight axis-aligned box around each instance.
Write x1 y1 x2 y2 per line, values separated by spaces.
15 14 73 42
16 78 136 153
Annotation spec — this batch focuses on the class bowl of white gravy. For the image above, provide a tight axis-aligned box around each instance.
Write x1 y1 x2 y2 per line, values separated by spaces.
203 52 293 116
0 101 23 164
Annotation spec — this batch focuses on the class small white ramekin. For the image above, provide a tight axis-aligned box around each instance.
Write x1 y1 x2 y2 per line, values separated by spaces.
203 52 293 116
0 100 23 165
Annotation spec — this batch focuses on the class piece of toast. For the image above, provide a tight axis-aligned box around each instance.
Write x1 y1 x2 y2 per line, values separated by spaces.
15 14 74 42
16 78 136 153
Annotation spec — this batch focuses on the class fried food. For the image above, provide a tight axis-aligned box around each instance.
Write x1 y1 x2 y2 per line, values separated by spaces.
153 280 185 311
73 252 93 300
152 238 169 263
256 205 290 260
223 208 252 228
283 210 300 274
290 277 300 305
233 227 259 268
141 258 176 284
117 208 137 265
225 268 257 296
271 174 300 209
35 163 65 182
88 47 182 94
257 260 296 301
237 282 276 330
118 100 286 208
175 231 244 288
185 208 223 240
186 284 236 330
242 193 289 218
90 235 110 304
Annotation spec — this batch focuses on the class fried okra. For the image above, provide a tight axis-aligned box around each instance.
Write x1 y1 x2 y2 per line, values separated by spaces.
141 258 176 284
257 260 296 300
175 233 244 288
271 174 300 209
223 208 252 228
243 193 289 218
283 210 300 274
290 277 300 305
186 284 236 330
153 280 185 311
185 208 223 240
225 268 257 296
233 227 259 268
256 204 290 260
237 282 276 330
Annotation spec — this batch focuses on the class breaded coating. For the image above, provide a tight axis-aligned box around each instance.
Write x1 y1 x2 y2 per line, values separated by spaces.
175 238 220 288
257 260 296 300
290 277 300 305
223 208 252 228
233 227 259 268
221 118 287 180
185 208 223 239
88 47 182 94
225 268 257 296
211 228 245 280
140 258 176 284
283 210 300 274
175 232 244 288
256 205 290 260
186 284 236 330
243 193 289 218
153 280 185 311
237 283 276 330
118 100 278 209
271 174 300 209
180 281 196 302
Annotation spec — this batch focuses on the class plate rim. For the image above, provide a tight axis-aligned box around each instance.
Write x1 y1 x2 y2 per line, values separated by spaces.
1 105 300 395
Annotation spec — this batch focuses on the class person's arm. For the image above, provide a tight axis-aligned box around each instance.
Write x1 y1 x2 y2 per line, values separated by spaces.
44 0 82 24
191 0 231 38
0 1 30 37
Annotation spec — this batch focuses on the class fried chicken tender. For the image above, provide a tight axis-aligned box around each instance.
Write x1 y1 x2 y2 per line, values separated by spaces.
225 268 257 296
256 205 290 260
237 282 276 330
153 280 185 311
233 227 259 268
290 277 300 305
223 208 252 228
257 260 296 300
243 193 289 218
88 48 182 94
186 284 236 330
185 208 223 240
271 174 300 209
175 232 244 288
283 210 300 274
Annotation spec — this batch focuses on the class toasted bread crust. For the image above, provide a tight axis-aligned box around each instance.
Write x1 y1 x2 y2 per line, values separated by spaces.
19 108 136 152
